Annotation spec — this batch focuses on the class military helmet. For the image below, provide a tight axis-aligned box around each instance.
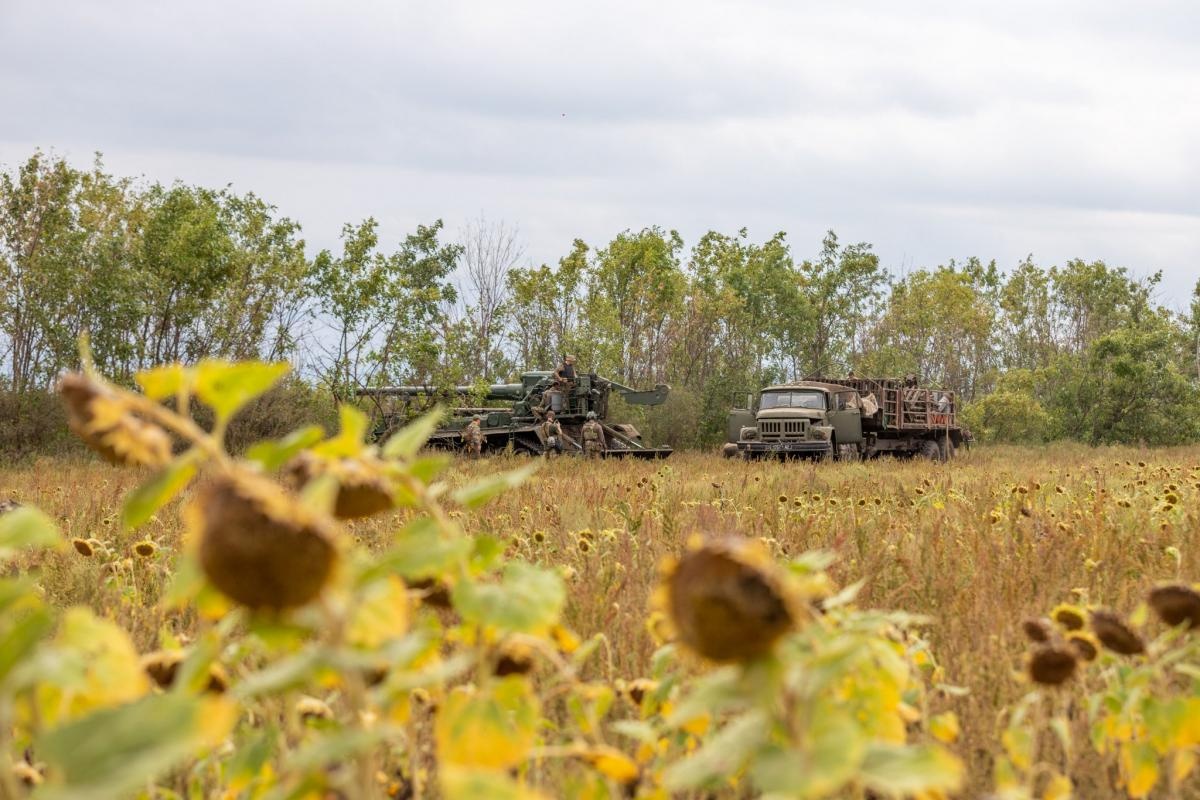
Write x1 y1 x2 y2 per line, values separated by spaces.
565 354 576 363
472 414 482 421
586 411 596 419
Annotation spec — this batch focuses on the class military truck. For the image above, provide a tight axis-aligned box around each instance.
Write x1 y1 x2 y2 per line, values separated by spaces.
360 371 673 458
726 377 965 461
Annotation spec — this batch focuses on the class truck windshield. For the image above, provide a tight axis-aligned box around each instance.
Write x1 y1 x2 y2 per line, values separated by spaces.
759 391 825 410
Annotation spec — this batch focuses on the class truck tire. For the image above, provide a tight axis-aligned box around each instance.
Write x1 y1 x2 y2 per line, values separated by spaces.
938 437 955 461
919 439 942 462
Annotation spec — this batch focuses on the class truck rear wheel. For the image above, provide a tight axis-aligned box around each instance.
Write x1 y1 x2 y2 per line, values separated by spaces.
919 439 942 462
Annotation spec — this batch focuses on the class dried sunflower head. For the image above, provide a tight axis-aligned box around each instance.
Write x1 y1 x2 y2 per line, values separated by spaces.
1089 610 1145 655
296 696 334 722
493 641 534 677
59 373 171 468
1067 631 1100 662
286 451 396 520
622 678 658 706
194 473 339 610
1022 617 1055 644
1027 644 1077 686
72 538 94 557
1148 584 1200 630
134 540 157 558
11 761 42 787
1051 604 1086 631
405 576 452 609
140 649 229 693
660 537 802 663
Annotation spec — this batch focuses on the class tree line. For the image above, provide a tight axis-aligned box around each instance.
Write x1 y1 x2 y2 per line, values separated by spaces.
3 150 1199 449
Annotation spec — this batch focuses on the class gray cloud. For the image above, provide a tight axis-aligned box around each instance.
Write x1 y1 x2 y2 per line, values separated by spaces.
2 0 1197 300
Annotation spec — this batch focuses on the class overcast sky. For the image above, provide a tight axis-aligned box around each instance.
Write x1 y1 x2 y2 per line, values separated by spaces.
2 0 1197 303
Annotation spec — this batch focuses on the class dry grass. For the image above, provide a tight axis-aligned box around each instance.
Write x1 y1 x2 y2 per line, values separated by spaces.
6 445 1199 795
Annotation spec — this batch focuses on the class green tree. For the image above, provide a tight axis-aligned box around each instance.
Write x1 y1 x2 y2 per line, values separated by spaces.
374 220 461 386
0 152 84 392
798 231 886 377
997 257 1056 371
1045 312 1200 445
859 265 996 398
505 240 588 370
586 227 685 384
307 219 393 401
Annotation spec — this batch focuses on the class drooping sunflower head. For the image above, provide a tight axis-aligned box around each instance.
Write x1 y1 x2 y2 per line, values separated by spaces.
1148 584 1200 630
1050 604 1086 631
140 649 229 693
1021 617 1055 644
58 373 172 468
1066 631 1100 662
193 473 339 610
657 536 804 663
1027 644 1077 686
286 451 396 520
1089 609 1145 656
492 640 535 677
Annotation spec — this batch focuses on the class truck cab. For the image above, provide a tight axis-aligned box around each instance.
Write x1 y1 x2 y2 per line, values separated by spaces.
729 382 864 459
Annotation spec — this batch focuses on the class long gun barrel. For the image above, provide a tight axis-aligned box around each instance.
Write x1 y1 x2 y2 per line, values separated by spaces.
359 384 526 402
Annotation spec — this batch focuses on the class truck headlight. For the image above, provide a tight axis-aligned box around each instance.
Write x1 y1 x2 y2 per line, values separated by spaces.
740 426 758 441
812 426 833 440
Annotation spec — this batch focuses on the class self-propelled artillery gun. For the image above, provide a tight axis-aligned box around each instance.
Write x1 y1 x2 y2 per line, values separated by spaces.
360 371 673 458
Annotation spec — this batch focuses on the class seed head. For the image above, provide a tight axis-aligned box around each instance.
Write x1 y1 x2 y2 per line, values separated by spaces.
1021 617 1055 644
58 373 171 468
623 678 658 706
1051 604 1085 631
296 696 334 722
405 576 452 609
662 537 800 662
11 761 42 787
141 649 228 693
1089 609 1145 655
493 641 534 677
286 451 395 520
72 538 94 556
134 540 157 558
1148 584 1200 629
195 474 338 610
1027 644 1077 685
1067 632 1100 662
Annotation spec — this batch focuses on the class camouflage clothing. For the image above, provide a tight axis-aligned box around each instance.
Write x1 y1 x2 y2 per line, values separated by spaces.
581 419 604 458
462 419 483 458
541 417 563 454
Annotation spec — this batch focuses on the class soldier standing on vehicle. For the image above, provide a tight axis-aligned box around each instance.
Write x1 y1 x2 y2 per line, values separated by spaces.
554 355 577 387
541 410 563 455
462 415 483 458
581 411 604 459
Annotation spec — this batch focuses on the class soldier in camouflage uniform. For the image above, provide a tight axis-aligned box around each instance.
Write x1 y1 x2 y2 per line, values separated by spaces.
581 411 604 459
540 410 563 455
462 415 483 458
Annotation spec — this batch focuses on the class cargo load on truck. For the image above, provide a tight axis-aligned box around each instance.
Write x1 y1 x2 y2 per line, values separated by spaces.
725 376 966 461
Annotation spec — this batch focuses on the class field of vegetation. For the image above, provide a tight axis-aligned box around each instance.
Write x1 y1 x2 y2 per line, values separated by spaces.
3 363 1198 799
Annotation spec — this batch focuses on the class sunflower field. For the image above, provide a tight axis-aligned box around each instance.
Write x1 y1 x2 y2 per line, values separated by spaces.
1 358 1199 799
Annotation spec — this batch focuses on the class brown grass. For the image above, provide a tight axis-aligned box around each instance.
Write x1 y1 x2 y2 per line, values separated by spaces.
5 444 1199 796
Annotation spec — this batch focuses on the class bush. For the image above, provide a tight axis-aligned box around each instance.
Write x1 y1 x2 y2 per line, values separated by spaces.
0 390 82 458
